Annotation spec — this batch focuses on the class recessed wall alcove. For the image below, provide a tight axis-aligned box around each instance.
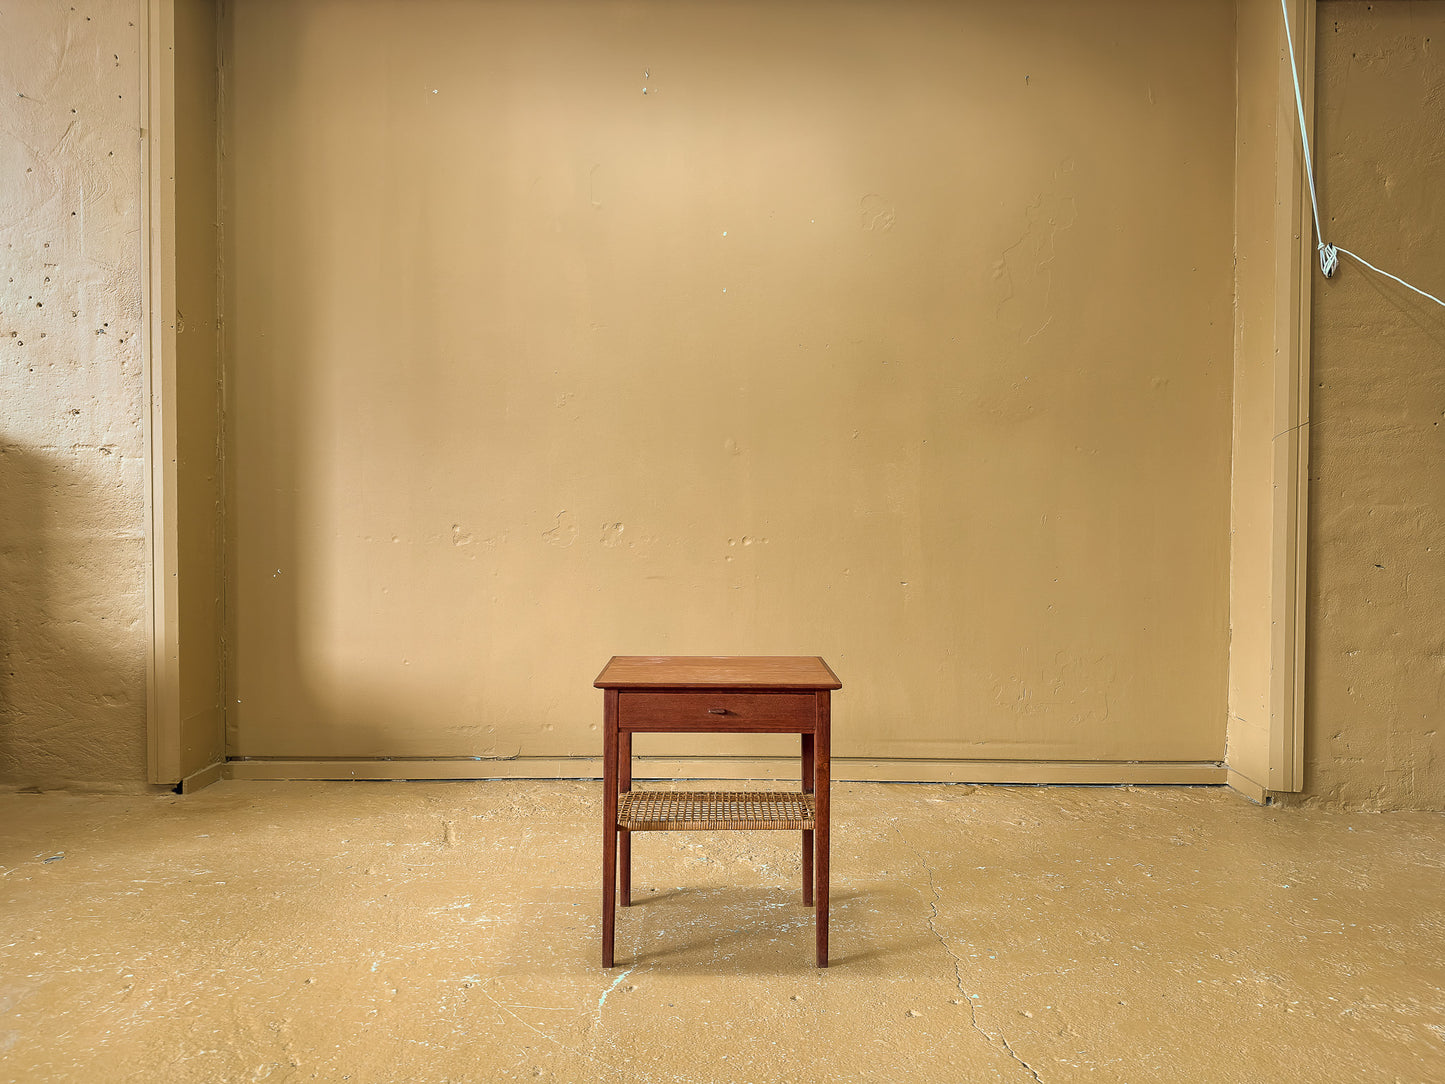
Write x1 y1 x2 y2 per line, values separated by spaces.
149 0 1322 793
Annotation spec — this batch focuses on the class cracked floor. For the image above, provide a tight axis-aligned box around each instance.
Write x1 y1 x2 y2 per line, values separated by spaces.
2 780 1443 1083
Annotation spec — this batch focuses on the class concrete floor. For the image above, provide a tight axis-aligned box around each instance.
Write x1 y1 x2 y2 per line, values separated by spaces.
1 781 1443 1083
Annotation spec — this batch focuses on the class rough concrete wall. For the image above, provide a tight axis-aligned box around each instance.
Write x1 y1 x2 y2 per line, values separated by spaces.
1306 1 1445 809
0 2 148 789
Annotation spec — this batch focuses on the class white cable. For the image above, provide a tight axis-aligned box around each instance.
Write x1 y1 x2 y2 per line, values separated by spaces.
1278 0 1329 275
1278 0 1444 309
1331 245 1445 310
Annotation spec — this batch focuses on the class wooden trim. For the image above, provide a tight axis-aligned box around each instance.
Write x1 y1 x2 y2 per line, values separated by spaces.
142 0 182 785
179 760 226 793
225 757 1228 785
1268 0 1316 793
1226 768 1270 805
817 758 1226 785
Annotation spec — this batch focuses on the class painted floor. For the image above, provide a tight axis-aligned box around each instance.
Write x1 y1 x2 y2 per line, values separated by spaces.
1 781 1442 1083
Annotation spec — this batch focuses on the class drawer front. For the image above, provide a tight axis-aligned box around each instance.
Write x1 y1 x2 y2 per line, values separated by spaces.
618 691 816 733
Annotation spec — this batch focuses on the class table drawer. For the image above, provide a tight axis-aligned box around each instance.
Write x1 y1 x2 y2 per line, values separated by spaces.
618 691 816 732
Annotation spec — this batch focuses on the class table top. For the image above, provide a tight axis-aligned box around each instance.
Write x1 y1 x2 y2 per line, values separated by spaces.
595 655 841 690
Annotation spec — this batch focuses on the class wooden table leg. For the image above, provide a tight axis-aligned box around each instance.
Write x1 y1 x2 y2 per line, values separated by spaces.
602 690 619 968
814 691 830 968
801 732 815 907
619 731 632 907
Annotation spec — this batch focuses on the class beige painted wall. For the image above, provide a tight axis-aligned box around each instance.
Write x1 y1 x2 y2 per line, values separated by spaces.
0 1 148 789
223 0 1237 768
1304 1 1445 809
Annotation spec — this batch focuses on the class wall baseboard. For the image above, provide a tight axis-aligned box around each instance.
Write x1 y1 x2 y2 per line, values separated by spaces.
179 760 227 793
224 756 1226 785
1225 768 1270 804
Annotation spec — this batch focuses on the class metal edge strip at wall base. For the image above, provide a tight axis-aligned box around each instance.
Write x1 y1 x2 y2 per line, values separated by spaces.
224 757 1227 785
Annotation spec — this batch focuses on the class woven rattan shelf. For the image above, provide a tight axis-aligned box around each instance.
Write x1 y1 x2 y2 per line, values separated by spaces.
617 790 815 831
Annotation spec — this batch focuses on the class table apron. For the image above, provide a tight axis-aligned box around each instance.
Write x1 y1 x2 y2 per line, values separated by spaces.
617 690 819 733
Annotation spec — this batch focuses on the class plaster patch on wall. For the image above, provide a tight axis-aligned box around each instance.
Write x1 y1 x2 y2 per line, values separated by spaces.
860 194 895 232
450 523 508 552
993 651 1118 731
541 511 578 548
992 159 1078 345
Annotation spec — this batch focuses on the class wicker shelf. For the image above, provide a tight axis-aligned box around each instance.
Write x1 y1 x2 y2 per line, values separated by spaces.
617 790 815 831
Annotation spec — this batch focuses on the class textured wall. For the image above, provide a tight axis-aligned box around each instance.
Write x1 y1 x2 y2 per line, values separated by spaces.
0 1 148 789
1305 1 1445 809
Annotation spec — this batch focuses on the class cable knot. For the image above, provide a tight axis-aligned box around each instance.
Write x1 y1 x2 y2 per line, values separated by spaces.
1318 242 1339 279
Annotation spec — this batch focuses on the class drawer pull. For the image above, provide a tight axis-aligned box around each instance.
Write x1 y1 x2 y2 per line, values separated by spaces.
707 707 730 715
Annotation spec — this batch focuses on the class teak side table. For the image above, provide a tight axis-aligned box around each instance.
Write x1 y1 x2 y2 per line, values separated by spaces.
595 655 841 968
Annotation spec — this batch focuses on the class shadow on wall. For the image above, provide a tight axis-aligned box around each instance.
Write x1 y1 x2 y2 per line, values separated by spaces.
0 439 147 789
